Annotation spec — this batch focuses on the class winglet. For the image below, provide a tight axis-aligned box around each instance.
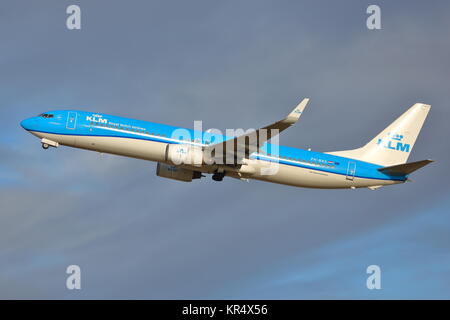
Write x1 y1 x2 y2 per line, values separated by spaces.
285 98 310 124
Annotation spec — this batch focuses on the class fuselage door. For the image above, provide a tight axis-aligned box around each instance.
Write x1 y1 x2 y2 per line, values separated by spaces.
66 112 77 130
346 161 356 180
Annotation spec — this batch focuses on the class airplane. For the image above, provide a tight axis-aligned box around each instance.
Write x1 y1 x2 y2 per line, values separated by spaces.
20 99 433 189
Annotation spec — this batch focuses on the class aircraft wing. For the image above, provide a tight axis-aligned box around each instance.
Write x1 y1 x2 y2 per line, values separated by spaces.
205 98 309 163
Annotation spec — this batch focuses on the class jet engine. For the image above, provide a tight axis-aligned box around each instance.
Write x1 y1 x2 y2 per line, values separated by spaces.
165 144 205 167
156 162 202 182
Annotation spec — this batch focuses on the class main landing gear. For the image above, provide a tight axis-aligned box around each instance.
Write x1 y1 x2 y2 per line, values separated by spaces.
212 172 225 181
42 143 49 150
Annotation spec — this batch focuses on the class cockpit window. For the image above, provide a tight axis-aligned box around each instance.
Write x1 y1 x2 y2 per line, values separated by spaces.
39 113 54 118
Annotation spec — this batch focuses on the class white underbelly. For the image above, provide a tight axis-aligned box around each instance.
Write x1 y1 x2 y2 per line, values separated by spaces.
236 160 401 189
34 132 167 162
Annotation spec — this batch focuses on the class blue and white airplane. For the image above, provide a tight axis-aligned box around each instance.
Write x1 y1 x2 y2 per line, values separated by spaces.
20 99 432 189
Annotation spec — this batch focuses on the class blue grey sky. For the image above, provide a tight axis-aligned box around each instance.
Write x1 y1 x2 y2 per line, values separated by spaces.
1 0 450 299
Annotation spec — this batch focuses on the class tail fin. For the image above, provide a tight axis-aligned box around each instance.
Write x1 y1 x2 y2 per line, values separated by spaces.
328 103 431 166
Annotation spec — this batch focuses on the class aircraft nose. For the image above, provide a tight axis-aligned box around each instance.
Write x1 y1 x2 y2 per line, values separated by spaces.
20 118 36 130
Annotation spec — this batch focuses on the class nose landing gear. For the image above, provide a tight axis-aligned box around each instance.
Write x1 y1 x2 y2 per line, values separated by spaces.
40 138 59 150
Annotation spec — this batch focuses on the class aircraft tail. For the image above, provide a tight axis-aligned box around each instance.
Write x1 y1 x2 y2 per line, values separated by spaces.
328 103 431 166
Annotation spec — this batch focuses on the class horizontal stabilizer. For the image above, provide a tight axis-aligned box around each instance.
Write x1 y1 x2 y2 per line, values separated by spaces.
378 159 434 176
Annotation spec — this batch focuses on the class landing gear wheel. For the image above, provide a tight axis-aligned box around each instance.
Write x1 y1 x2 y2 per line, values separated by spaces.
212 172 225 181
42 143 49 150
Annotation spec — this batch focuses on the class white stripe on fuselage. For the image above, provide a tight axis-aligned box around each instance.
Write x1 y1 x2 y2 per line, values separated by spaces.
93 126 336 171
90 124 207 147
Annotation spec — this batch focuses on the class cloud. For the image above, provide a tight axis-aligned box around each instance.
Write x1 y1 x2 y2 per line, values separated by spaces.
229 198 450 299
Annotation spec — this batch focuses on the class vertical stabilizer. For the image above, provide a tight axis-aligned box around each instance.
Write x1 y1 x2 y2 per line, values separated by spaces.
328 103 431 166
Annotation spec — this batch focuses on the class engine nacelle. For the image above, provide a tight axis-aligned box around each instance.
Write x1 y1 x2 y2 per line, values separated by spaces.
166 144 205 167
156 162 202 182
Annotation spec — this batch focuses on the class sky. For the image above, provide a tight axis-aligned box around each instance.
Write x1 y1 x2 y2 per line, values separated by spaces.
1 0 450 299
